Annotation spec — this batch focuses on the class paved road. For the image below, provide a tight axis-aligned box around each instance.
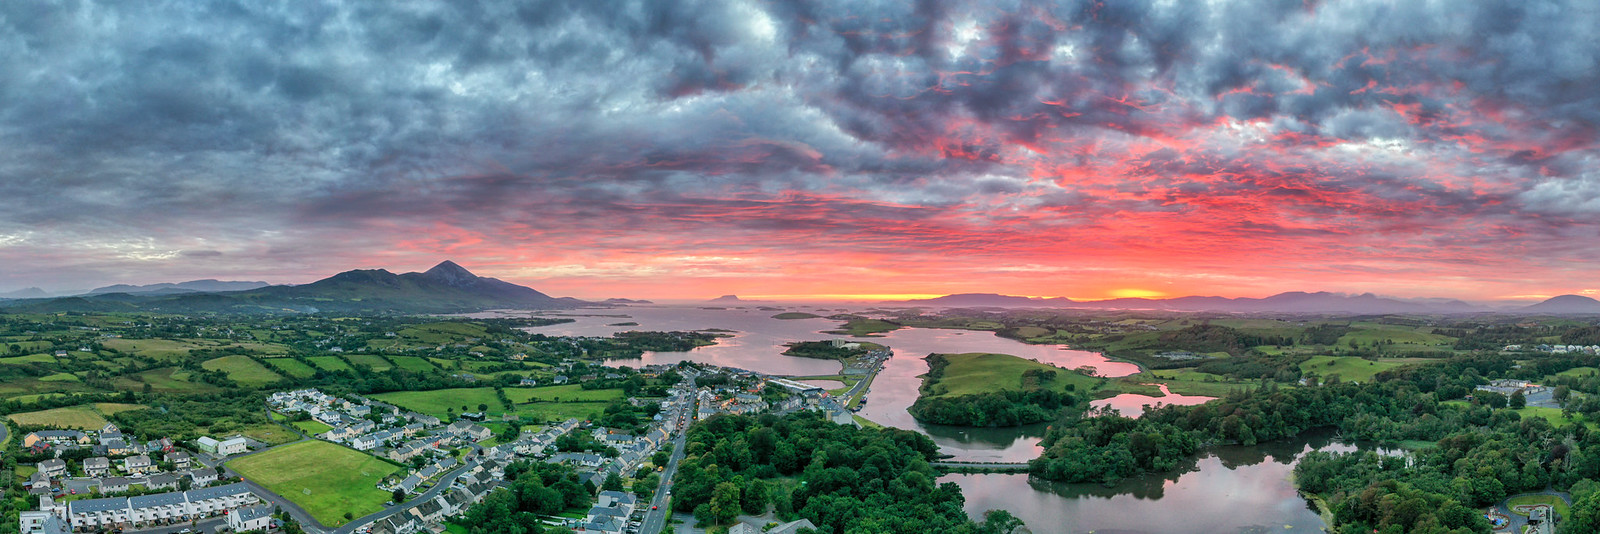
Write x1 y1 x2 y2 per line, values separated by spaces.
639 431 690 534
124 515 229 534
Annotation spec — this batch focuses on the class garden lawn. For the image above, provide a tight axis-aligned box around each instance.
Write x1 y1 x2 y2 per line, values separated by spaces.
7 403 145 429
1298 356 1415 384
228 440 400 526
1506 494 1570 518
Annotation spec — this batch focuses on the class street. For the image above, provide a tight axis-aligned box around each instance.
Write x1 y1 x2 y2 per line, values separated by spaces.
637 433 689 534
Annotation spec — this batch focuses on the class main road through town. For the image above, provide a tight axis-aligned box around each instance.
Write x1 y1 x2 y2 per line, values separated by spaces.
638 432 690 534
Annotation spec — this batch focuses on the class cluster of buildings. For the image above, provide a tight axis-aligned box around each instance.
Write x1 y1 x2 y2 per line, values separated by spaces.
19 483 266 534
370 465 502 534
21 423 176 459
1475 379 1548 396
1505 344 1600 355
21 424 229 500
270 389 493 463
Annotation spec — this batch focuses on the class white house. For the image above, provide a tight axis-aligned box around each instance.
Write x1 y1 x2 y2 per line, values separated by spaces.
228 506 273 532
218 437 248 455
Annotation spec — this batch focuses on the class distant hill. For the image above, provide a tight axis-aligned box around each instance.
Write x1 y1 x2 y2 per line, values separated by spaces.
86 279 270 295
1523 295 1600 314
604 298 654 304
903 293 1074 307
0 287 50 299
0 261 589 315
897 291 1497 314
710 295 743 302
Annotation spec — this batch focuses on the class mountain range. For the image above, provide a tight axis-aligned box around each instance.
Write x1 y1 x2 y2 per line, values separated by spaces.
0 261 587 314
87 279 271 296
899 292 1600 315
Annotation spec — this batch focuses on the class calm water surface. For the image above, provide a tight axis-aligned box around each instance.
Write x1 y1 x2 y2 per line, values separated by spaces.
940 431 1399 534
520 305 1346 532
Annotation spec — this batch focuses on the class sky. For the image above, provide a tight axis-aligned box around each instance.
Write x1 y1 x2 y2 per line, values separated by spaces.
1 0 1598 302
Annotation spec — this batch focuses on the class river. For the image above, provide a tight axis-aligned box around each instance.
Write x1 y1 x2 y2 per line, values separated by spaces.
517 305 1355 531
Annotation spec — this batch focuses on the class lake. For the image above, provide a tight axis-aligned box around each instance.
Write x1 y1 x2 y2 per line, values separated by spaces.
940 430 1393 533
520 304 1332 532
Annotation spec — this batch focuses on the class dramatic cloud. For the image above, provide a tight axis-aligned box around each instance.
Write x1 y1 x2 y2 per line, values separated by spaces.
1 0 1596 300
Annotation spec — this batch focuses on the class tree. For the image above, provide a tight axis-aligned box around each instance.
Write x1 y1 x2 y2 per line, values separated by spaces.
1510 389 1526 409
343 512 353 521
393 488 406 503
708 482 741 525
602 472 625 492
478 403 489 412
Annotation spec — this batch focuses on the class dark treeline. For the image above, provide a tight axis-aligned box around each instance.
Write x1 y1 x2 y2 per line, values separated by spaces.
669 413 1024 534
457 460 592 534
909 390 1072 427
1029 352 1600 533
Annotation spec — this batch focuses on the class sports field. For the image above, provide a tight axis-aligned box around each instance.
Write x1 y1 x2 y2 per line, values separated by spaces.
228 440 400 526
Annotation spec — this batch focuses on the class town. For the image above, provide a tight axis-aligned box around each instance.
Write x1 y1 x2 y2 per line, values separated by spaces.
12 350 887 534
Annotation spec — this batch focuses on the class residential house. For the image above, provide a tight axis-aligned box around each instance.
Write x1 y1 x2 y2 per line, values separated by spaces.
37 459 66 478
18 510 70 534
187 468 219 487
166 451 192 469
398 474 423 493
448 420 492 441
122 455 155 475
596 491 636 514
83 457 112 478
146 473 179 491
372 515 419 534
99 477 132 494
409 499 447 523
729 519 817 534
228 506 273 532
351 435 380 451
23 431 89 449
549 453 603 468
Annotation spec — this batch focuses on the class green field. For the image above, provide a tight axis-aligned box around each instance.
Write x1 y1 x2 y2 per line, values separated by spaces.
307 356 353 372
1143 369 1261 397
919 353 1101 399
101 338 201 360
1555 367 1599 379
373 388 506 418
293 420 334 435
228 441 401 526
1336 323 1455 350
1298 356 1425 384
1505 494 1570 518
202 355 283 387
39 372 80 382
390 356 437 372
1511 406 1591 428
112 367 222 394
347 354 394 371
507 384 625 403
376 385 619 422
0 353 59 365
7 403 146 429
239 424 299 446
266 358 318 378
397 322 491 344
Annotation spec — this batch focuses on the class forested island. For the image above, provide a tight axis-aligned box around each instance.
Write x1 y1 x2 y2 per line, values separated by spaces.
907 353 1095 427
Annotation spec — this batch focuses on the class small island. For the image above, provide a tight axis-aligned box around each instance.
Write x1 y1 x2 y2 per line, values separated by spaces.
908 352 1099 427
771 312 822 320
781 340 882 359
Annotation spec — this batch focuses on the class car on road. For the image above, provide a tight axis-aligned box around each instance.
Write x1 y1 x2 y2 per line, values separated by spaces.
180 529 192 533
651 505 658 510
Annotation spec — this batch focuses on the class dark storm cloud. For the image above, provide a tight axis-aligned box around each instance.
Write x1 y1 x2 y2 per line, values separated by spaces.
0 0 1597 294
